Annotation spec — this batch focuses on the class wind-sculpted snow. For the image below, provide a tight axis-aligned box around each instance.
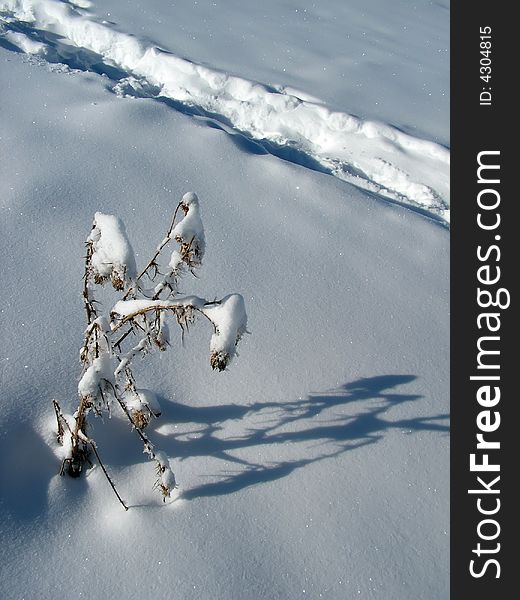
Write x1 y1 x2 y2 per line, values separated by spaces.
0 0 450 221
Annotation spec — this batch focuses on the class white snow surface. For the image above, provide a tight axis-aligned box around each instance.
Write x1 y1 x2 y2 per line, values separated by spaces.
44 0 450 147
0 1 449 599
3 26 45 53
0 0 449 220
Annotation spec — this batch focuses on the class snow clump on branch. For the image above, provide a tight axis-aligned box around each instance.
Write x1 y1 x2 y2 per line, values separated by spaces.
172 192 205 267
87 212 137 290
203 294 248 371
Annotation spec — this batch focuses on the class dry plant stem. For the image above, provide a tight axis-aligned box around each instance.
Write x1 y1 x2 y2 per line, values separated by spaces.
83 239 98 324
111 382 168 477
111 303 217 334
53 400 127 508
53 399 65 444
151 237 196 301
89 441 128 511
124 201 183 300
69 395 93 477
151 277 173 301
113 326 134 351
115 338 148 377
54 397 89 478
110 322 167 466
74 241 108 476
58 197 244 506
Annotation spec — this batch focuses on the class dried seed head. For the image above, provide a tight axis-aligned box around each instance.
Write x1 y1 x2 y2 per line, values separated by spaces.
155 462 177 499
153 336 168 351
79 346 88 363
210 350 230 371
111 272 125 291
130 408 151 430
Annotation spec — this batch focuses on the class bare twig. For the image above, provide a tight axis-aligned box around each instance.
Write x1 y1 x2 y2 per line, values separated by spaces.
113 326 134 351
53 399 66 444
110 302 215 333
83 237 98 325
89 441 128 511
124 201 183 299
54 397 127 510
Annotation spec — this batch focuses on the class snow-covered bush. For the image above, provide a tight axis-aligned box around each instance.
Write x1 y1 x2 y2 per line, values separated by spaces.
53 193 247 508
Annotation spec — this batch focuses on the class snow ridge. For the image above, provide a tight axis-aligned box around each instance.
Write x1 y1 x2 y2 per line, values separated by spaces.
0 0 450 221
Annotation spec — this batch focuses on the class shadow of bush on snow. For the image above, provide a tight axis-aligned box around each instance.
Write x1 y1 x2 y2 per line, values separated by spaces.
147 374 449 500
0 375 448 514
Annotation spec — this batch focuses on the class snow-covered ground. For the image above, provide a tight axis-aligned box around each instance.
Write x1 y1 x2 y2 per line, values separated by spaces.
0 0 449 220
0 1 449 599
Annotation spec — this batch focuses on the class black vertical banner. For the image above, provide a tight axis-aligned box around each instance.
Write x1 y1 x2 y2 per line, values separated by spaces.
451 3 516 597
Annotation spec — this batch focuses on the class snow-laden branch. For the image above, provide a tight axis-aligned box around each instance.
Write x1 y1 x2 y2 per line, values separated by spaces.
129 192 205 301
87 212 137 291
171 192 205 267
202 295 248 370
111 292 248 371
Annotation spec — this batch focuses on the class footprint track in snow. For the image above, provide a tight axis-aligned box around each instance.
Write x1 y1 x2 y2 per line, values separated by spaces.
0 0 450 223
